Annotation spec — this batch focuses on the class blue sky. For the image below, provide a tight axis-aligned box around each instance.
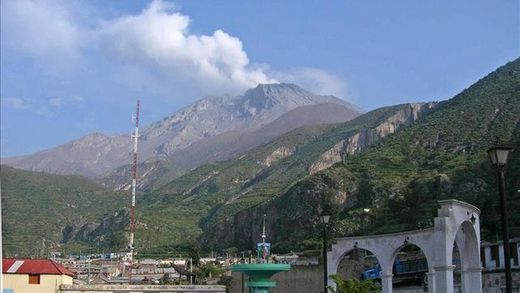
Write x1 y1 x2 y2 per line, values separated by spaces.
1 0 519 157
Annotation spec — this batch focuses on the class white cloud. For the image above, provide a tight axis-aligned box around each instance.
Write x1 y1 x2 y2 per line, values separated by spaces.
0 97 54 117
1 97 30 109
1 95 85 117
275 68 349 99
1 0 81 60
96 0 277 94
1 0 350 100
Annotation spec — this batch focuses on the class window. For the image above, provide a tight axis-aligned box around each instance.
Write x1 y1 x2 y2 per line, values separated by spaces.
511 242 519 266
491 245 500 267
480 247 486 268
28 274 40 284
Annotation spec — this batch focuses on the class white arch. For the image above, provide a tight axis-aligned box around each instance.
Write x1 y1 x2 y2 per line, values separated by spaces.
327 199 481 293
389 239 433 273
454 220 481 293
335 246 382 280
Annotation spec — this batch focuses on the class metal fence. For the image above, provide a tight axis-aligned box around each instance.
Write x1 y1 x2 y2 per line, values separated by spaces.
354 285 520 293
392 285 463 293
393 287 425 293
393 287 520 293
483 288 520 293
60 284 227 293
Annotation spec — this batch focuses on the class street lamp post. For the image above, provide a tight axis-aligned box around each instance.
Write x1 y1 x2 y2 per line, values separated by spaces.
487 145 513 293
321 214 331 293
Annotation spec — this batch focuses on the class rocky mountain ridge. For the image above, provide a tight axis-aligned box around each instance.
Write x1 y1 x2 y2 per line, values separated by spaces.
4 83 359 179
141 102 433 251
101 102 361 191
197 102 439 248
309 102 437 174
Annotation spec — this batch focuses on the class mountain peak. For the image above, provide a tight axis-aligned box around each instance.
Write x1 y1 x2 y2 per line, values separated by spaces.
249 83 311 97
256 82 304 89
240 83 346 116
4 82 360 177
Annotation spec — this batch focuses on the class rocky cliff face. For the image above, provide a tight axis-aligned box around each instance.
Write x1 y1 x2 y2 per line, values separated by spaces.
4 83 359 179
204 59 520 251
100 158 171 191
261 146 296 167
101 102 361 191
309 103 437 174
200 103 440 250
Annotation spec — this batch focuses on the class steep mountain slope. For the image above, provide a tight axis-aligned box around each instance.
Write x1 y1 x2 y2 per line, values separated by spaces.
4 84 358 178
208 58 520 251
101 102 361 191
2 134 129 178
0 165 126 256
130 102 435 251
3 59 518 257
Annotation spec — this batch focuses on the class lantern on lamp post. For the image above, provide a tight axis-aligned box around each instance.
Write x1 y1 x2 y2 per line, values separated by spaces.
321 214 331 293
487 144 513 293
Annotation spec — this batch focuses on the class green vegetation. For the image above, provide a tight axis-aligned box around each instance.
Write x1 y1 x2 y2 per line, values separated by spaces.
339 58 520 240
172 58 519 252
2 58 519 257
1 165 126 256
233 58 520 250
329 275 380 293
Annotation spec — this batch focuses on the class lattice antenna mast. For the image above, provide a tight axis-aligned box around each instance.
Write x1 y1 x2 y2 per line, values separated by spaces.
129 100 140 262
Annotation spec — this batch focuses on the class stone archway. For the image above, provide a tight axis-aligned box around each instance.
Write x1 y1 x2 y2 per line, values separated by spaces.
454 220 481 293
452 241 462 292
327 199 482 293
336 247 381 282
390 243 429 290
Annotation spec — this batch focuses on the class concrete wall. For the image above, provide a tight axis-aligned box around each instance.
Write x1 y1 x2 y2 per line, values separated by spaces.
229 265 520 292
482 270 520 290
271 266 323 293
231 266 322 293
60 284 226 293
3 274 72 293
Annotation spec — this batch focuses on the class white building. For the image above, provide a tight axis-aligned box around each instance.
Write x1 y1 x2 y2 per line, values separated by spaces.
481 237 520 270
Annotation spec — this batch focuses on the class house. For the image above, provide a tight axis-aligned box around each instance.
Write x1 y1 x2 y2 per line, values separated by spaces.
480 238 520 289
481 237 520 270
2 258 75 293
131 259 159 275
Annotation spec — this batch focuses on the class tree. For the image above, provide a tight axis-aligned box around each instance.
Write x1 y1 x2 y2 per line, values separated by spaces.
194 262 224 284
328 275 379 293
186 239 201 266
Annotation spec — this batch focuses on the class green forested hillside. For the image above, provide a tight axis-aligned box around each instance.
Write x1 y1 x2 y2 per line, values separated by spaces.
2 58 519 257
350 60 520 237
207 58 520 251
132 102 429 253
339 58 520 238
1 165 125 256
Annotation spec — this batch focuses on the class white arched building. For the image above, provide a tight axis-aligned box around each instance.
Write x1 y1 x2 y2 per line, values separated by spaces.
327 199 482 293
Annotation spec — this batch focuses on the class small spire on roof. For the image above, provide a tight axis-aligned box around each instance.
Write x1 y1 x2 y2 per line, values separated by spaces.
261 214 267 244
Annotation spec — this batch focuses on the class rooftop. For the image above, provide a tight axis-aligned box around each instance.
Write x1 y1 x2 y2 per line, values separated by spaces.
3 258 75 277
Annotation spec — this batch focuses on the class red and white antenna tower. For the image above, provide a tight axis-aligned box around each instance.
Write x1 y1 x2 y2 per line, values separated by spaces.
128 100 140 282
